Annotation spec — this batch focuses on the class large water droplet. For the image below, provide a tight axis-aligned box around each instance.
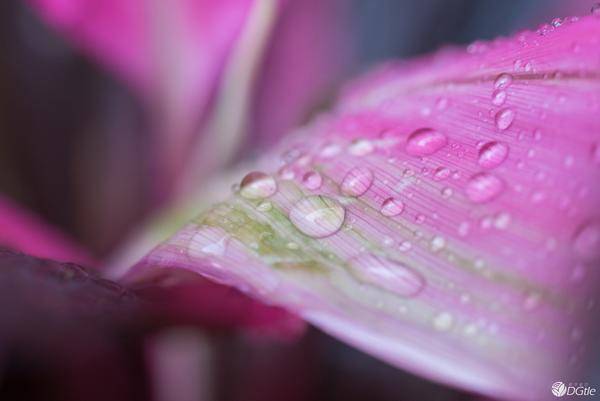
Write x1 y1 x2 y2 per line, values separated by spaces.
341 167 374 196
405 128 447 156
380 197 405 217
349 253 425 297
495 108 515 130
478 141 509 169
240 172 277 199
465 173 504 203
302 171 323 190
573 221 600 261
494 73 513 89
289 195 345 238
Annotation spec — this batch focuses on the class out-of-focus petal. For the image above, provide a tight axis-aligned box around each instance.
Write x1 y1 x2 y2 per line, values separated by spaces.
125 16 600 400
0 195 93 265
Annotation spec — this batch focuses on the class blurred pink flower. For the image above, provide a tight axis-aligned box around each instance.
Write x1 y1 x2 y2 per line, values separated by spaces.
127 15 600 400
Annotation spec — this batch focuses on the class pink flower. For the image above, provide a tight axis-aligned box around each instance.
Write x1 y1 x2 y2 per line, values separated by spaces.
126 15 600 400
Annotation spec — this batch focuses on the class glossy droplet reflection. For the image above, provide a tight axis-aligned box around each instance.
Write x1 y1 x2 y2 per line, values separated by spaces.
405 128 447 156
494 73 513 89
478 141 509 169
289 195 345 238
341 167 374 196
188 226 230 258
573 221 600 261
302 171 323 190
239 171 277 199
380 197 405 217
465 173 504 203
349 253 425 297
495 108 515 130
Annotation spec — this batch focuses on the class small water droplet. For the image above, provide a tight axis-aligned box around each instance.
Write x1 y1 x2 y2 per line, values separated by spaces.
302 171 323 190
405 128 448 156
341 167 374 196
433 167 450 181
380 197 405 217
441 187 453 199
240 172 277 199
495 108 515 130
257 201 272 212
289 195 345 238
189 227 230 258
398 241 412 252
478 141 509 169
573 221 600 261
432 312 454 331
430 236 446 252
494 73 513 89
491 89 507 106
465 173 504 203
286 241 300 250
320 143 341 158
348 138 374 156
494 212 511 229
349 253 425 297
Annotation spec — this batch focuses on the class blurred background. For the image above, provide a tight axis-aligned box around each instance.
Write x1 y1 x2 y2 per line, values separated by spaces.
0 1 595 400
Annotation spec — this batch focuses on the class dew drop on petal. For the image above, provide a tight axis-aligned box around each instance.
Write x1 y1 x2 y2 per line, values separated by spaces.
491 89 507 106
189 226 230 258
494 73 513 89
348 138 375 156
478 141 509 169
380 197 405 217
349 253 425 297
405 128 448 156
433 167 450 181
341 167 374 196
257 201 272 212
320 143 341 158
573 220 600 261
289 195 345 238
302 171 323 190
430 236 446 252
465 173 504 203
495 108 515 130
432 312 454 331
240 172 277 199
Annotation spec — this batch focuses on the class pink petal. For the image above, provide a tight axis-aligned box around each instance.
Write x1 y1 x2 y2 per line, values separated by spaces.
125 15 600 400
0 195 93 265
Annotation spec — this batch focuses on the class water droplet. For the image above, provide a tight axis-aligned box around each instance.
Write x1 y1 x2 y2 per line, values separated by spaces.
257 201 272 212
380 197 405 217
573 221 600 261
465 173 504 203
302 171 323 190
430 236 446 252
189 227 230 258
441 187 453 199
320 143 341 158
289 195 345 238
495 108 515 130
494 212 511 229
433 167 450 181
240 172 277 199
494 73 513 89
286 241 299 250
478 141 509 169
405 128 447 156
348 138 374 156
349 253 425 297
432 312 454 331
341 167 374 196
398 241 412 252
491 89 507 106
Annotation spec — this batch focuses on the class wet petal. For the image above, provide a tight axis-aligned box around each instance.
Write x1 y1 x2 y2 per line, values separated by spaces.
125 16 600 400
